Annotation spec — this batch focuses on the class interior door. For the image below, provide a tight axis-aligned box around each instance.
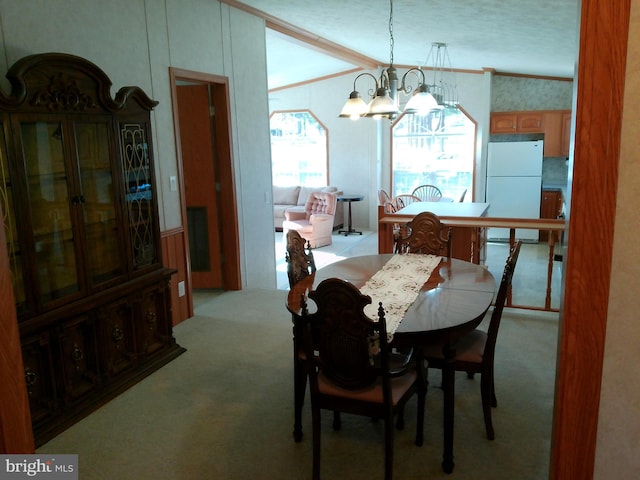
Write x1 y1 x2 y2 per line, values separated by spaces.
176 84 223 288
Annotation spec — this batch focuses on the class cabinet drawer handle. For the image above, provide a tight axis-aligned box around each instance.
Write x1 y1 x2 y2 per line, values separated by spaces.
71 345 84 362
146 311 156 324
25 369 38 388
112 325 124 342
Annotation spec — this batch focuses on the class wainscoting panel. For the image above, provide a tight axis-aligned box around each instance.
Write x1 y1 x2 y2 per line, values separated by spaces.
161 228 192 325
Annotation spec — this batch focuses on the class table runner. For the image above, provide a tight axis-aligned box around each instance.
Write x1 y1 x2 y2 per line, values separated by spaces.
360 254 442 338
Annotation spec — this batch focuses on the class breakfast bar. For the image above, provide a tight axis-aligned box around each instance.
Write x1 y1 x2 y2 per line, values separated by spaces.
378 202 491 263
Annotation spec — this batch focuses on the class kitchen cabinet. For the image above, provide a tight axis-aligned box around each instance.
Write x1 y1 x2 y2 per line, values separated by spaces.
490 112 518 133
490 111 543 133
490 110 572 157
561 111 572 157
540 189 564 241
517 112 544 132
0 53 185 446
542 111 572 157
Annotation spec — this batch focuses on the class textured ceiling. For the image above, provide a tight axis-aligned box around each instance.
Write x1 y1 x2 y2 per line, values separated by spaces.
233 0 580 89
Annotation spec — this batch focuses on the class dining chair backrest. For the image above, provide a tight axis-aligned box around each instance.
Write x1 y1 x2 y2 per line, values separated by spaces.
306 278 390 389
394 211 452 257
285 229 316 288
393 194 422 209
378 189 392 206
412 184 443 202
485 240 522 361
383 201 398 214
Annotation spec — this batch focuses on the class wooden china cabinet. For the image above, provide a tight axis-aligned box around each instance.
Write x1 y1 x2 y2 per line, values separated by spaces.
0 53 185 446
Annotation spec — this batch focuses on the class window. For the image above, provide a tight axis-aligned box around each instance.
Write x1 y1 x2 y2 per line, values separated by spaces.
392 107 476 201
270 110 327 187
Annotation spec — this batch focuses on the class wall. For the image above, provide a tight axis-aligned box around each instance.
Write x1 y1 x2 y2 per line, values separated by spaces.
0 0 276 289
491 75 574 111
594 0 640 475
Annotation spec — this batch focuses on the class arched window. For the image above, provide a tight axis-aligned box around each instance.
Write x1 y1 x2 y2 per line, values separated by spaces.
391 107 476 201
270 110 328 187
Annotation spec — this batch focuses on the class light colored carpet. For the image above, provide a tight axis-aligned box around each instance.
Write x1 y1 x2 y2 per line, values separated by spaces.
38 285 558 480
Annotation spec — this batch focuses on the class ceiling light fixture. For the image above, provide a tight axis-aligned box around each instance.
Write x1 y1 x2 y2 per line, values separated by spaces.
421 42 459 109
339 0 438 121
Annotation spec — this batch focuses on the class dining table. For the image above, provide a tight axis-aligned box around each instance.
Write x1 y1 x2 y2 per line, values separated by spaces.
287 253 496 474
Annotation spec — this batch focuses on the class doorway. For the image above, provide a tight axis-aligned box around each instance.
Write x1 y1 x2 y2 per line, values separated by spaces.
176 83 223 288
169 68 241 305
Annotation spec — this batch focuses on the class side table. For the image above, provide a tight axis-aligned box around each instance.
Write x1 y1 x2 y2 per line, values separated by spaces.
337 194 364 236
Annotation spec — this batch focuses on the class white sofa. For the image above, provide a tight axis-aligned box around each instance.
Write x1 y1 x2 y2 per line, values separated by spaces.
273 185 343 231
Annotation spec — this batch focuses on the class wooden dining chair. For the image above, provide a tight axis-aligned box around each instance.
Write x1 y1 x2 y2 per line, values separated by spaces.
393 194 422 209
285 229 316 288
378 188 392 206
423 240 522 440
285 230 316 442
394 211 452 258
301 278 427 480
412 184 443 202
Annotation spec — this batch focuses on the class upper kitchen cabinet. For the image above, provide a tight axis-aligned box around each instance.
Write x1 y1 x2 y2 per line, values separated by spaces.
489 111 543 133
560 111 572 157
542 111 572 157
0 53 184 445
490 110 572 157
489 112 518 133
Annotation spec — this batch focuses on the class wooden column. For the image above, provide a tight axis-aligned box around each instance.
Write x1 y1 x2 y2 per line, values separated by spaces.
0 203 34 453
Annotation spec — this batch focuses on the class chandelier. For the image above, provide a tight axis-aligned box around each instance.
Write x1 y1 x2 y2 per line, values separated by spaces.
421 42 459 109
338 0 438 120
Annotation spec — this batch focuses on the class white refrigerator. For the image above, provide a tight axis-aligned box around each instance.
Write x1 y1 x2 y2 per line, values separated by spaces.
486 140 543 241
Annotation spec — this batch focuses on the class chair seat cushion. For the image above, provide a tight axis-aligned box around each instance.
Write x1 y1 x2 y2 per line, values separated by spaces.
423 329 487 364
318 370 417 406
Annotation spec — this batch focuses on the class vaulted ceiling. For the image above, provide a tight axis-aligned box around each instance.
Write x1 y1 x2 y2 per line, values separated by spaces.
224 0 580 90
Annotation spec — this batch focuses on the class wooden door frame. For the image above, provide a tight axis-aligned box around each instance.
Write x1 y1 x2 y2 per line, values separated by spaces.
169 68 241 303
0 203 34 452
550 0 630 477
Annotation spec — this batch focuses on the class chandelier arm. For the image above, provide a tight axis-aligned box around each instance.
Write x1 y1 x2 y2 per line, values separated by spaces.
353 72 381 98
399 68 427 95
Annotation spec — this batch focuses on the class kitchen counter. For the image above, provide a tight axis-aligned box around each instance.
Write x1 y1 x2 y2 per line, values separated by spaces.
392 201 490 218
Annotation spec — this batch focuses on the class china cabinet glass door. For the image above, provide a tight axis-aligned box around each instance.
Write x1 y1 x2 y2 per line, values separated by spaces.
120 122 156 269
0 123 26 314
20 120 80 304
74 120 124 284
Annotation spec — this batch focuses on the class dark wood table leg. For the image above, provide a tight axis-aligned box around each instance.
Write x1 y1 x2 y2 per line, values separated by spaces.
339 200 362 236
442 343 456 473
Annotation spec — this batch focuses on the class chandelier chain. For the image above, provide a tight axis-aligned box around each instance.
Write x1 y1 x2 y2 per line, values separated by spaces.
388 0 394 66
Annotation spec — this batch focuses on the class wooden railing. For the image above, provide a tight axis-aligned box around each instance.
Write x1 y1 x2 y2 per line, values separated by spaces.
378 207 566 312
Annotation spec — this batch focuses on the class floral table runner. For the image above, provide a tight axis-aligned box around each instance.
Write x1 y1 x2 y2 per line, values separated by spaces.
361 254 442 339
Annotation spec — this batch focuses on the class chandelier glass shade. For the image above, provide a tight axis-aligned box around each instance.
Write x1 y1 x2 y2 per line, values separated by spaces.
339 0 439 120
